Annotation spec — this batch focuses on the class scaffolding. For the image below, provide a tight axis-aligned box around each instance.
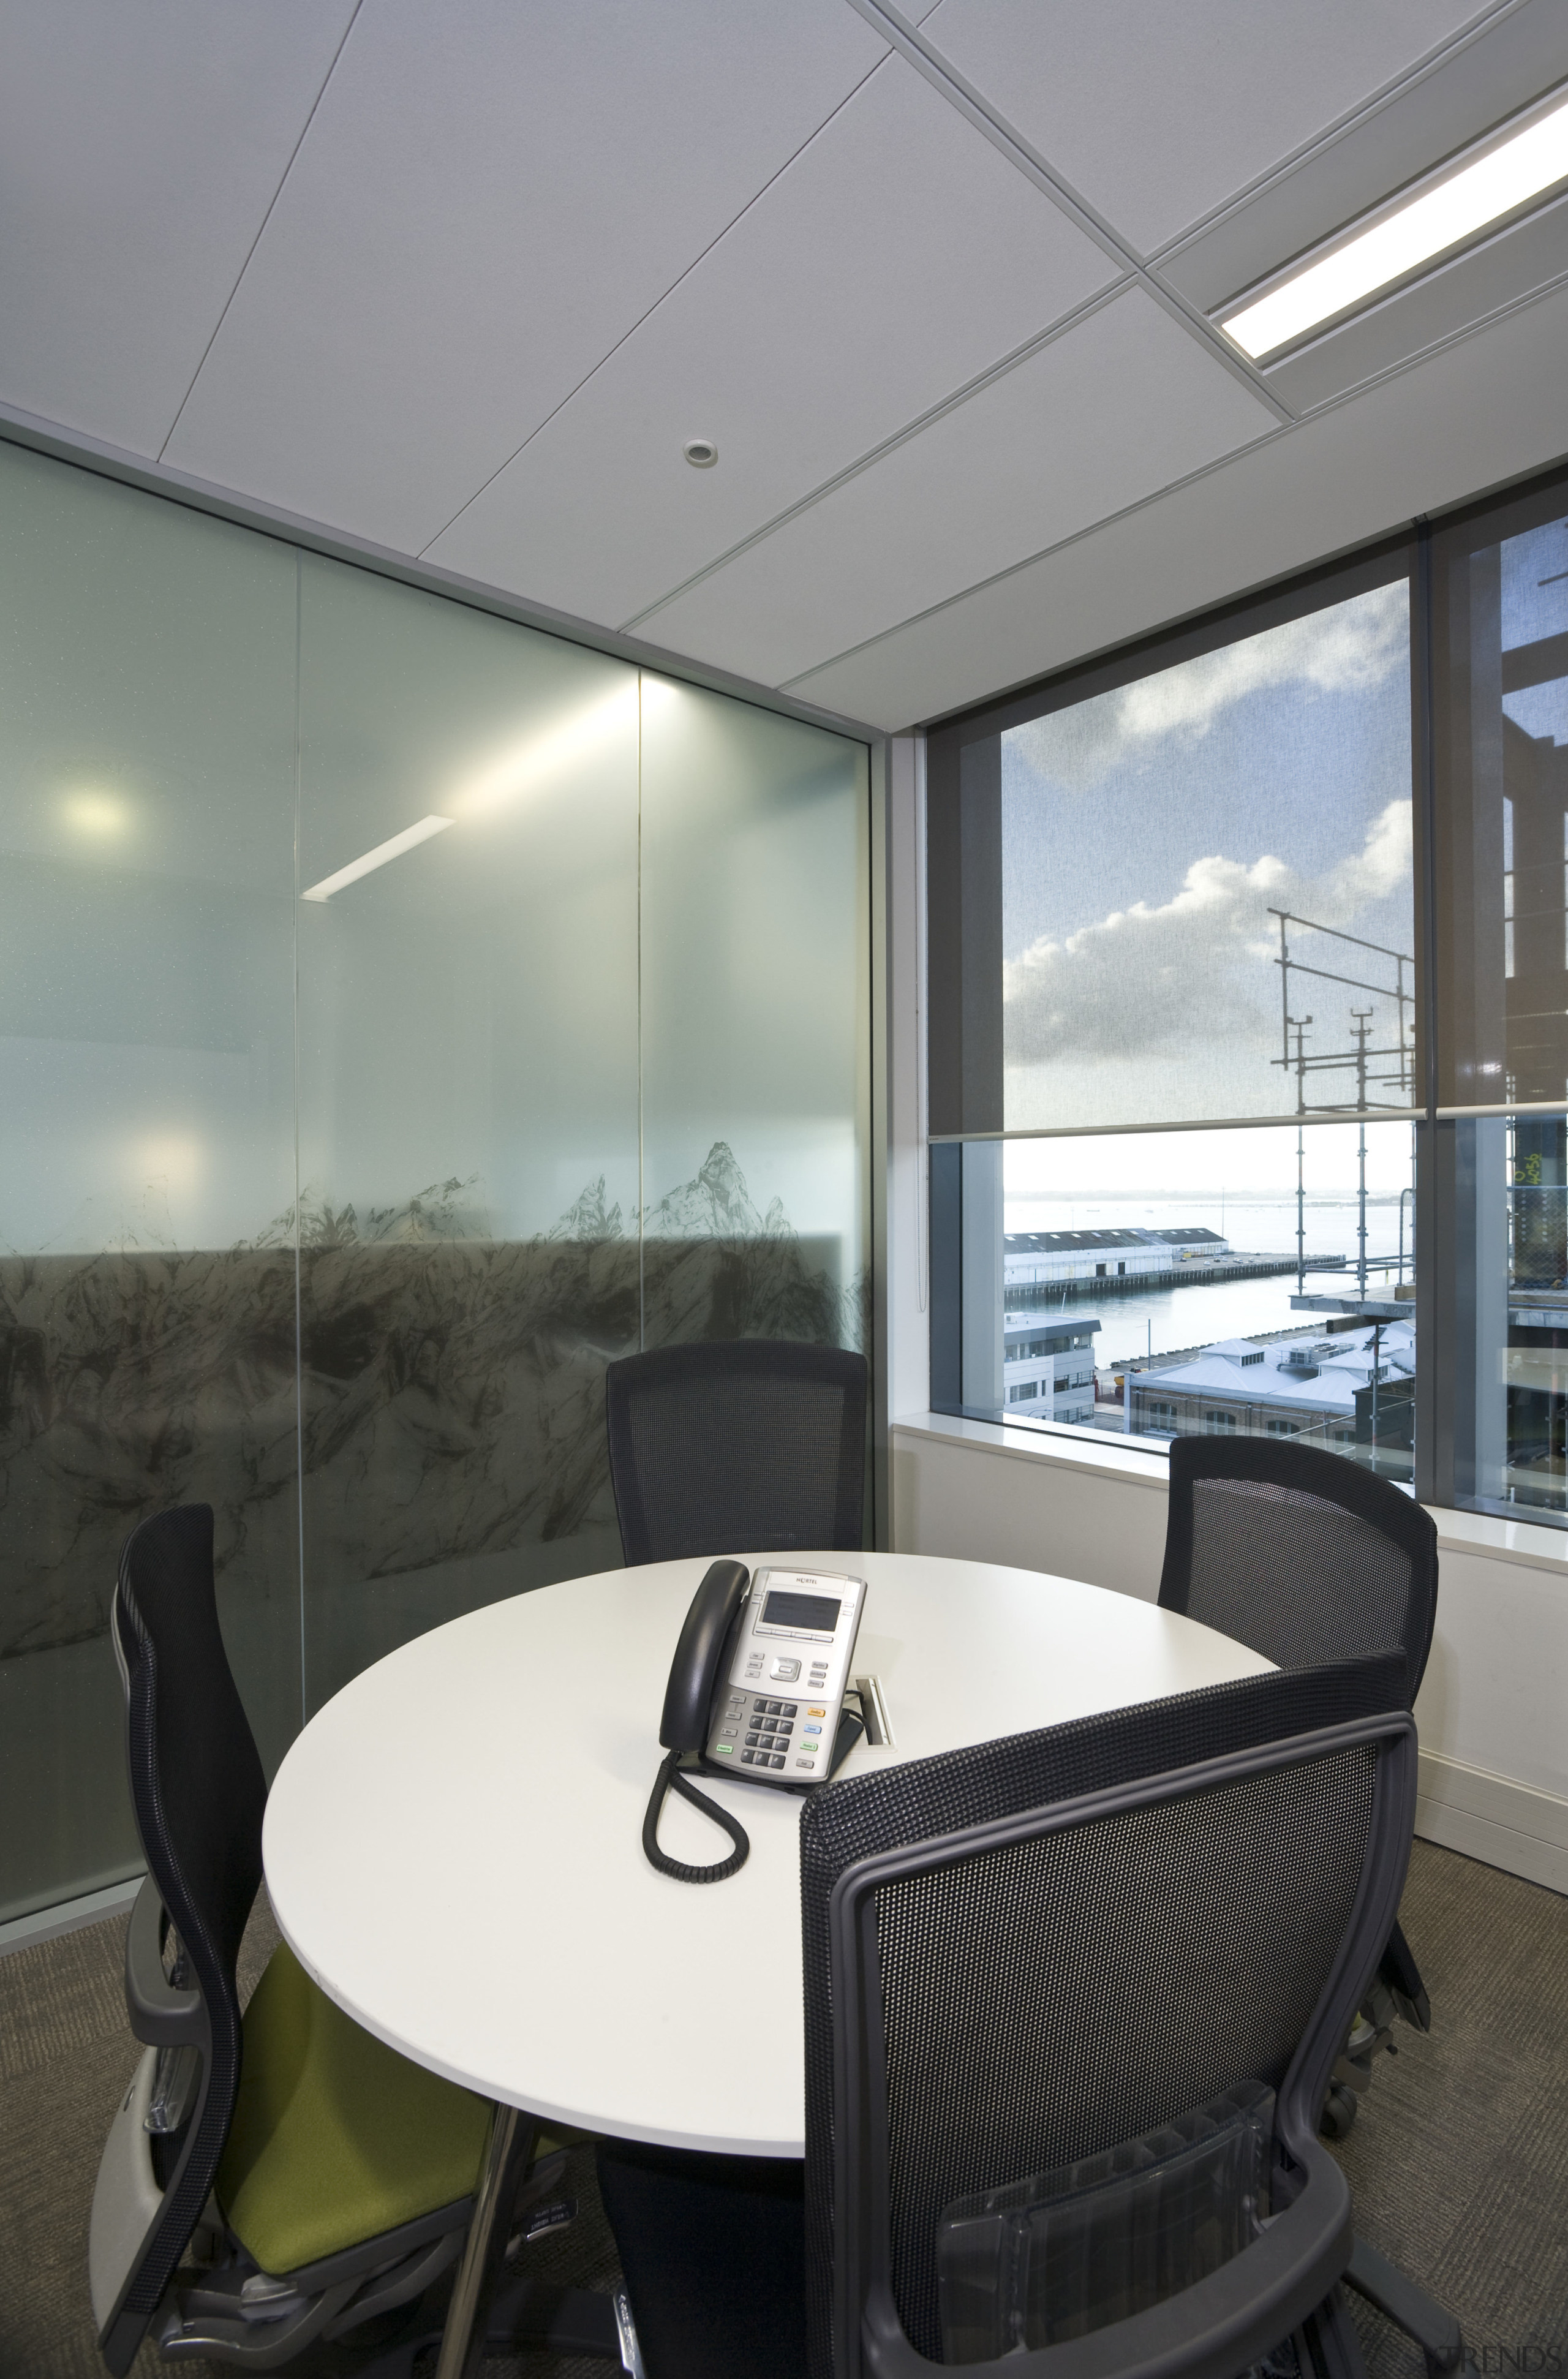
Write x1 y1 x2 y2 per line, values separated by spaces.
1269 908 1416 1306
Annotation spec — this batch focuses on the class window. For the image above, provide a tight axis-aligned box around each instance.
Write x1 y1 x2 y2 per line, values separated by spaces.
1008 1381 1038 1402
930 459 1568 1523
930 544 1419 1482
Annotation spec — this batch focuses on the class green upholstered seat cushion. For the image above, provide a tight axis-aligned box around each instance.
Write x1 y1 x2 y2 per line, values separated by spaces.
216 1942 492 2275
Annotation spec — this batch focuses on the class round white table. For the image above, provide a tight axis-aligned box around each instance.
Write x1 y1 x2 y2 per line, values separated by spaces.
264 1550 1271 2161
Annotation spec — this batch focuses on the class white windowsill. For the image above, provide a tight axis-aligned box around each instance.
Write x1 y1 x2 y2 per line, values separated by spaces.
890 1410 1169 1488
891 1410 1568 1573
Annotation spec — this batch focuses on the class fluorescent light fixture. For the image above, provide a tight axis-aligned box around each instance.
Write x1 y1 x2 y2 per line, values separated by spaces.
1223 85 1568 360
301 813 454 902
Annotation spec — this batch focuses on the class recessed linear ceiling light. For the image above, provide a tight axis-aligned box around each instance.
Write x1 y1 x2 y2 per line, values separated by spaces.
301 813 454 902
1222 84 1568 361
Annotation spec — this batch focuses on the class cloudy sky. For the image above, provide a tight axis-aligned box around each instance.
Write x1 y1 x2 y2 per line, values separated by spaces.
1001 580 1415 1132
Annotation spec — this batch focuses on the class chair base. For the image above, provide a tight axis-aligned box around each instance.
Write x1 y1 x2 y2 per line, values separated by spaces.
152 2269 628 2375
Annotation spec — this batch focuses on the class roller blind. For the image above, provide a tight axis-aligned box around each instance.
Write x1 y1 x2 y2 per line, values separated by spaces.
929 552 1419 1140
1431 475 1568 1114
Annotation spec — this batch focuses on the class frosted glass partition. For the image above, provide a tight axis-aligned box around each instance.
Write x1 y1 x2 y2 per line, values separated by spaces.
639 678 871 1357
0 445 300 1922
0 440 871 1918
296 558 642 1710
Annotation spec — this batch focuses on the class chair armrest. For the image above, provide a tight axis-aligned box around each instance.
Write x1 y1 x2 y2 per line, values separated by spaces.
863 2138 1352 2379
124 1877 205 2048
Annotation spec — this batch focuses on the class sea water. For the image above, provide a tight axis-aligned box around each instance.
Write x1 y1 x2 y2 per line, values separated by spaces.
1005 1194 1410 1371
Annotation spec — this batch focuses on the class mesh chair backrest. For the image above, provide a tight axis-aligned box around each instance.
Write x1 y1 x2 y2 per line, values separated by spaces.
1159 1437 1438 1700
111 1504 267 2325
799 1651 1410 2379
605 1339 867 1565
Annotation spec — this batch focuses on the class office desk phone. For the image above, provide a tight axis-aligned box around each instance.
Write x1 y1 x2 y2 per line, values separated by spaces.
642 1557 867 1882
701 1567 865 1782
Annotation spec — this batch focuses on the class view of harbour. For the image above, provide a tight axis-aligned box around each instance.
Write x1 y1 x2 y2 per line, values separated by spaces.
1005 1193 1408 1368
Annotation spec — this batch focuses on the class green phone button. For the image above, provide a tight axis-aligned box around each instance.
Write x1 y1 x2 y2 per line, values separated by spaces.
712 1743 734 1754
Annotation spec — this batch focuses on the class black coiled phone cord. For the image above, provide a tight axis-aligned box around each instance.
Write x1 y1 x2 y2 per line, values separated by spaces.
643 1750 750 1883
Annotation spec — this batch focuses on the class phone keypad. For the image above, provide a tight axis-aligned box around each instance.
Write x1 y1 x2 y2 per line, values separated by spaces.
714 1689 820 1768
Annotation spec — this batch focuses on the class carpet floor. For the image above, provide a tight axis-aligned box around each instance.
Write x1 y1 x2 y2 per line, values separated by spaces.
1 1838 1562 2377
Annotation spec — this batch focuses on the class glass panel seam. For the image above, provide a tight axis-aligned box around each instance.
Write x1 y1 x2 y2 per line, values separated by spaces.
292 547 306 1734
637 671 645 1352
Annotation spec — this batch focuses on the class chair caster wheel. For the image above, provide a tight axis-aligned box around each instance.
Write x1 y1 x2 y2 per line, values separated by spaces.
1320 2085 1359 2141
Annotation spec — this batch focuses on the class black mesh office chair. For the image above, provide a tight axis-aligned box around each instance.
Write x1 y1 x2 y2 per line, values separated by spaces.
1159 1437 1439 2133
604 1339 867 1565
89 1506 597 2376
596 1654 1462 2379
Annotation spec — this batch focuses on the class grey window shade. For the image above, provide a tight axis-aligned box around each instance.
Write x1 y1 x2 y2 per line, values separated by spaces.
1431 474 1568 1114
929 550 1419 1140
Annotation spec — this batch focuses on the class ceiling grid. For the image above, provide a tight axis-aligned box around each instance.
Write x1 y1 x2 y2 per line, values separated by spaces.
0 0 1563 730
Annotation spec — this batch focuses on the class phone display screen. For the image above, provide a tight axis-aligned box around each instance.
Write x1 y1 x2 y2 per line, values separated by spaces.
761 1589 842 1634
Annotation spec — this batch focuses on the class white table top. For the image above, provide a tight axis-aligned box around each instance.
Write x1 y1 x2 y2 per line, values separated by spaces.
263 1551 1271 2157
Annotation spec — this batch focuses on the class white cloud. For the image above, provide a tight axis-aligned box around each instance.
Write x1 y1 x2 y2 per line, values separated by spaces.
1003 802 1412 1069
1008 582 1409 794
1320 795 1411 913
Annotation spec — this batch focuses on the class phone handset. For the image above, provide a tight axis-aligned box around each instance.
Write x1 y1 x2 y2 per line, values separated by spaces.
643 1559 753 1883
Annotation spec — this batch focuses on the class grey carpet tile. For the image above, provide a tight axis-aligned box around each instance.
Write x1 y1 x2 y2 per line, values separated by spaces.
0 1918 137 2089
2 1836 1564 2377
1330 1839 1568 2372
1420 2063 1568 2350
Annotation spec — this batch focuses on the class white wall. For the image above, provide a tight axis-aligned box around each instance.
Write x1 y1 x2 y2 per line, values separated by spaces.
891 1414 1568 1897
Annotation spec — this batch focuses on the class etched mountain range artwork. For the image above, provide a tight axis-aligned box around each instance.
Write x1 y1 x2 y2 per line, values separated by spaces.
0 1144 864 1665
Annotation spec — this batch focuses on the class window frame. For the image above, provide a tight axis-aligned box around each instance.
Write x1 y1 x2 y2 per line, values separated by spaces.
925 453 1568 1527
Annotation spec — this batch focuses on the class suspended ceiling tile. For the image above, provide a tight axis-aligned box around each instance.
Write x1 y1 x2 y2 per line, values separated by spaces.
161 0 888 555
635 288 1274 690
785 281 1568 731
0 1 355 454
426 56 1119 625
917 0 1496 257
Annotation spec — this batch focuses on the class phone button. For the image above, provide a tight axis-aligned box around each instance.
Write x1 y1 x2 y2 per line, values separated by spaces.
711 1743 734 1756
795 1757 816 1770
768 1754 786 1769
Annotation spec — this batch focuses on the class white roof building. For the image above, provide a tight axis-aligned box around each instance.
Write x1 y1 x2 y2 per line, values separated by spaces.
1130 1321 1415 1441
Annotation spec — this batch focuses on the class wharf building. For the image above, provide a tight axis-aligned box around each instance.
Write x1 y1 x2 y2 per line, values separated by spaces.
1002 1316 1099 1425
1005 1226 1229 1292
1126 1319 1415 1455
